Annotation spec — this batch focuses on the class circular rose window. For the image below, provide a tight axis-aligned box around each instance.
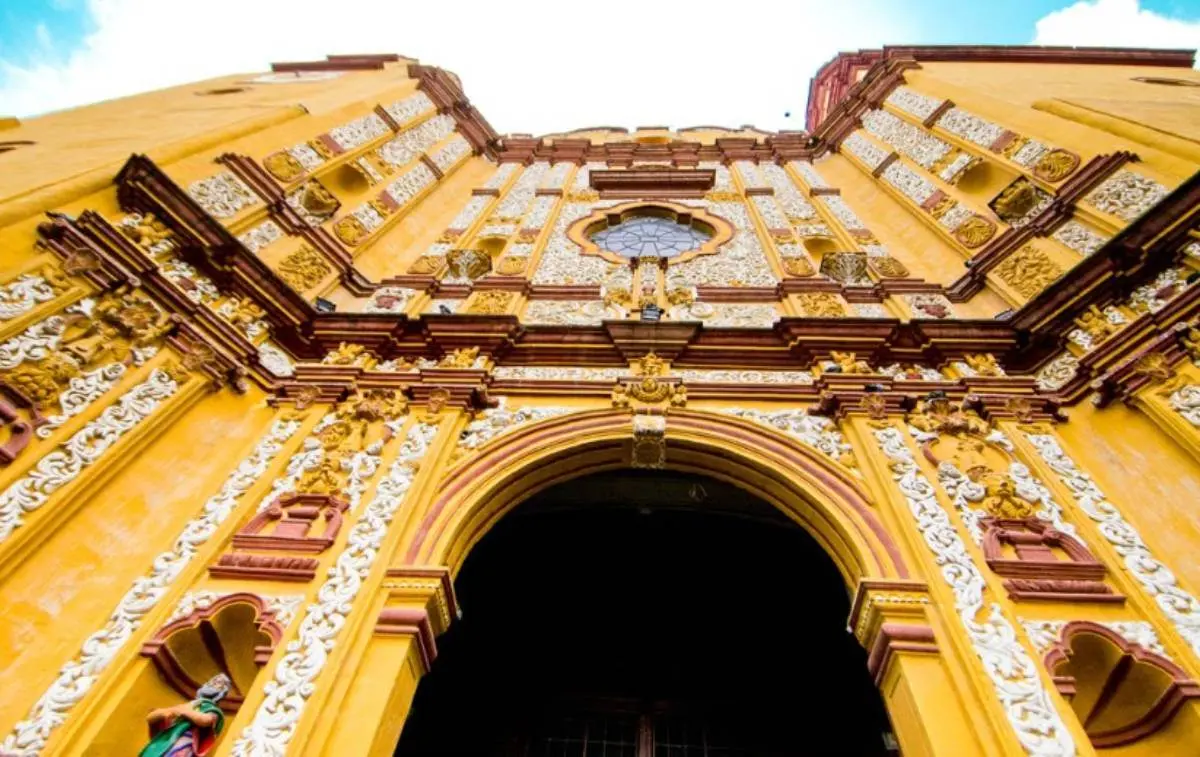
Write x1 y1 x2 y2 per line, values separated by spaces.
589 214 713 258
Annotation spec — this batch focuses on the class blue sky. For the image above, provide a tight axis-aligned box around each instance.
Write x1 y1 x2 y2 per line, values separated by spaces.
1 0 1198 133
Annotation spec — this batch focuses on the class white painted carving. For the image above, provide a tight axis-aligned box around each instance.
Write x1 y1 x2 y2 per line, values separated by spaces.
0 369 180 545
1024 431 1200 660
458 399 574 452
724 408 854 469
1021 619 1170 661
873 426 1076 756
1083 170 1170 222
188 172 259 219
0 416 303 756
166 591 305 629
1169 384 1200 427
233 419 439 756
0 274 61 321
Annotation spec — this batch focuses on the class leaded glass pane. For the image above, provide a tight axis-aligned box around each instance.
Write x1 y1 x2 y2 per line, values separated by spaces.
590 215 712 258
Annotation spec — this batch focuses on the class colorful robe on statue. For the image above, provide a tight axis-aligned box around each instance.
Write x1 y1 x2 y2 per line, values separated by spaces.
138 700 225 757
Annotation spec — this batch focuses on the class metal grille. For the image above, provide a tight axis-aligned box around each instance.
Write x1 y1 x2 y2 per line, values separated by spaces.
529 713 639 757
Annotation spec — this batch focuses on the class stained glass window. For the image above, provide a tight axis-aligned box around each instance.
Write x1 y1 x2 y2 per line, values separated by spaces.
590 215 712 258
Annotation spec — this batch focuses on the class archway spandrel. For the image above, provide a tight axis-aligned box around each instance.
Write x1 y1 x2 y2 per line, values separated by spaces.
399 407 909 587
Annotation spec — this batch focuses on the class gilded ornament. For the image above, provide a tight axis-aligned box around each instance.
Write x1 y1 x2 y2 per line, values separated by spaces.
438 347 480 369
277 245 332 292
972 469 1037 519
322 342 372 367
446 248 492 280
466 290 514 315
908 395 990 436
292 179 340 219
407 255 446 275
992 245 1063 299
1132 352 1175 384
635 352 668 377
1072 305 1119 346
796 293 846 318
828 351 872 375
990 179 1041 223
438 230 462 244
782 257 815 277
999 135 1028 159
307 138 335 160
928 195 955 219
953 216 997 249
496 257 528 276
333 216 369 246
860 394 888 420
1181 324 1200 362
1032 149 1080 182
264 151 306 182
118 213 173 252
867 256 908 279
964 353 1004 377
770 228 795 243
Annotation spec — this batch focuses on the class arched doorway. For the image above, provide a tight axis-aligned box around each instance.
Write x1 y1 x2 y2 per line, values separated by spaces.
395 469 897 755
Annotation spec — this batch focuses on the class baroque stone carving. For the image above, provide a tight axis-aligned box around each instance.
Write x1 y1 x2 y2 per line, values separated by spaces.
0 368 179 544
953 215 998 249
276 245 332 292
1024 431 1200 659
188 173 258 219
0 267 69 321
0 415 304 756
796 292 846 317
990 178 1052 229
1036 354 1079 392
233 420 439 756
872 426 1076 756
1083 170 1170 222
867 256 908 279
993 245 1063 299
1052 220 1108 257
466 290 515 315
725 408 856 470
457 399 573 456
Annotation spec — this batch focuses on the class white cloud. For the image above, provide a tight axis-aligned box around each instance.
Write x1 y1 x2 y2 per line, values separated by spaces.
0 0 913 133
1033 0 1200 58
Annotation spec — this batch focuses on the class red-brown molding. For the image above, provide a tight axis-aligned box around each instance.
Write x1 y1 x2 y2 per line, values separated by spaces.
1042 620 1200 747
866 622 938 685
375 606 439 672
140 592 285 711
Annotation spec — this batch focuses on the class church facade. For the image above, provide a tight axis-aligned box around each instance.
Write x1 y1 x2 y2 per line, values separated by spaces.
0 45 1199 756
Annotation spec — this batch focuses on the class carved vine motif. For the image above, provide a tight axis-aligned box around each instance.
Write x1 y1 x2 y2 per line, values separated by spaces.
990 177 1053 229
0 414 304 756
1024 431 1200 659
872 426 1076 756
465 290 515 315
456 399 573 459
276 245 333 292
993 246 1063 300
0 266 71 321
724 408 857 471
0 368 180 545
233 420 438 756
796 292 846 317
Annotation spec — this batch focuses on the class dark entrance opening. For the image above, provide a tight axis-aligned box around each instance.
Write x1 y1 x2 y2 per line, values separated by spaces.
396 470 895 756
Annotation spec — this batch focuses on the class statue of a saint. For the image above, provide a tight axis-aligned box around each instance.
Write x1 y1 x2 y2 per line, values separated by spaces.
139 673 231 757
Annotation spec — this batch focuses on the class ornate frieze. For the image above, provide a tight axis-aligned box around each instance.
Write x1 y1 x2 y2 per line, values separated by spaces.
933 108 1079 182
841 132 890 171
1067 306 1126 351
540 162 573 190
750 194 790 230
990 178 1053 229
257 342 295 378
385 162 437 208
430 134 471 172
276 245 332 292
524 299 624 325
993 245 1063 299
817 195 868 233
494 162 550 220
492 365 625 382
187 172 259 219
1082 170 1170 222
674 369 815 385
0 368 180 544
379 114 456 168
883 86 944 121
862 109 974 184
384 91 436 126
905 293 953 319
237 220 284 254
1169 384 1200 427
285 179 340 227
789 160 830 189
0 415 305 756
483 162 519 190
872 426 1076 756
233 419 439 756
725 408 855 469
1129 267 1191 314
1024 431 1200 659
165 590 304 629
363 287 416 314
1036 354 1079 392
329 114 390 152
796 292 847 317
668 302 778 328
1051 220 1109 257
854 302 891 318
446 195 492 233
0 313 71 370
0 268 69 321
457 399 574 454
